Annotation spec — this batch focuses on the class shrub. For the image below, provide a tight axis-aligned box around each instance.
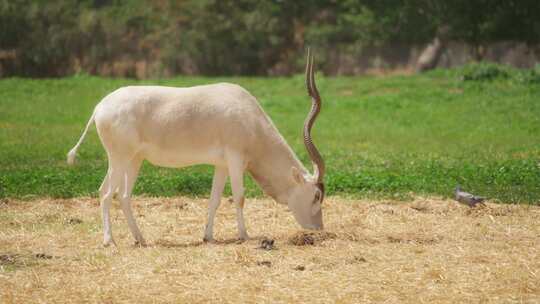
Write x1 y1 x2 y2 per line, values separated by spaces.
460 63 510 81
516 64 540 84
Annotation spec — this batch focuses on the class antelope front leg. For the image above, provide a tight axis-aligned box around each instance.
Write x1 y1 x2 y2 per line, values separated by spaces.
227 154 249 241
203 166 228 242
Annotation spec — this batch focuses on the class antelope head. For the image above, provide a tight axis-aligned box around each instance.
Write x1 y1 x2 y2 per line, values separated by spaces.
287 49 326 230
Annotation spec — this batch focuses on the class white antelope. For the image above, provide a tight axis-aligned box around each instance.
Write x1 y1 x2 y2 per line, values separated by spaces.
67 51 325 246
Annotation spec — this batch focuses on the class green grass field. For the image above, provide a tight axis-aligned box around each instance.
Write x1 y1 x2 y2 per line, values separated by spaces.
1 65 539 203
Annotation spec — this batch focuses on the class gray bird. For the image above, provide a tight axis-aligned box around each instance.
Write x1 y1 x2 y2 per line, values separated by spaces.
454 185 485 207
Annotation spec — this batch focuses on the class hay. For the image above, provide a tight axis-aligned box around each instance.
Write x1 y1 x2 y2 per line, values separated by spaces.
0 196 539 303
288 231 337 246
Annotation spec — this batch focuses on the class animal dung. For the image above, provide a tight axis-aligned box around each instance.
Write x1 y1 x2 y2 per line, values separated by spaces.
34 253 54 259
256 261 272 267
353 256 367 263
288 231 337 246
0 254 18 265
258 238 275 250
66 217 83 225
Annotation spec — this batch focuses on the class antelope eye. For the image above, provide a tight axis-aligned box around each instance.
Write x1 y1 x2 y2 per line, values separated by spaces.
314 191 321 203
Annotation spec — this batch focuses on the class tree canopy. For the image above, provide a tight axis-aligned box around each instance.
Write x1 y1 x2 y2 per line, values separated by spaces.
1 0 539 77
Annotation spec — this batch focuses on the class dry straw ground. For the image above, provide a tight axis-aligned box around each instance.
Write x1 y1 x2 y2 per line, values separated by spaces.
1 196 539 303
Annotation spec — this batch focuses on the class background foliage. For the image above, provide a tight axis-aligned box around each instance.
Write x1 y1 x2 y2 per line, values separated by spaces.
1 0 539 77
0 1 539 204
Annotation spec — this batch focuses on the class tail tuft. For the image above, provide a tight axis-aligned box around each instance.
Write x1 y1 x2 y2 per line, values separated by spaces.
67 110 96 166
67 148 77 165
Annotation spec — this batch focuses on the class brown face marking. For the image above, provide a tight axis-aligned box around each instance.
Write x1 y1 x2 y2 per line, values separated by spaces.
317 183 325 204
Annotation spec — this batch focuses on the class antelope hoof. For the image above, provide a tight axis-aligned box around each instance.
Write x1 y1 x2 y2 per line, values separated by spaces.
203 236 215 243
103 237 116 248
238 233 249 242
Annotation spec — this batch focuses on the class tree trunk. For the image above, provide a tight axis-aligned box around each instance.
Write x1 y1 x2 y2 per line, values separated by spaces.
415 36 445 72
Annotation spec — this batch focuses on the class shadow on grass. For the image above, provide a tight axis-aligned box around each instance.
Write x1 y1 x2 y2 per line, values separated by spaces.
153 235 268 248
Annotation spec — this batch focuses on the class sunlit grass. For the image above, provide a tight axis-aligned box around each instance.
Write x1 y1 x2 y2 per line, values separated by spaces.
0 68 539 202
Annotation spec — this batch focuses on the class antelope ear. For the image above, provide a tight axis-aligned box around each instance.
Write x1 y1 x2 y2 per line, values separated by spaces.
291 167 306 185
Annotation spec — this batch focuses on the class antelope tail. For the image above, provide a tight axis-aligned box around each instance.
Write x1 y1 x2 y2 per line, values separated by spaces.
67 110 96 165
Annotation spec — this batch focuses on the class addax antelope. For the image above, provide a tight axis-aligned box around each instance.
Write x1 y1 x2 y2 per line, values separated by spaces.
67 51 325 246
